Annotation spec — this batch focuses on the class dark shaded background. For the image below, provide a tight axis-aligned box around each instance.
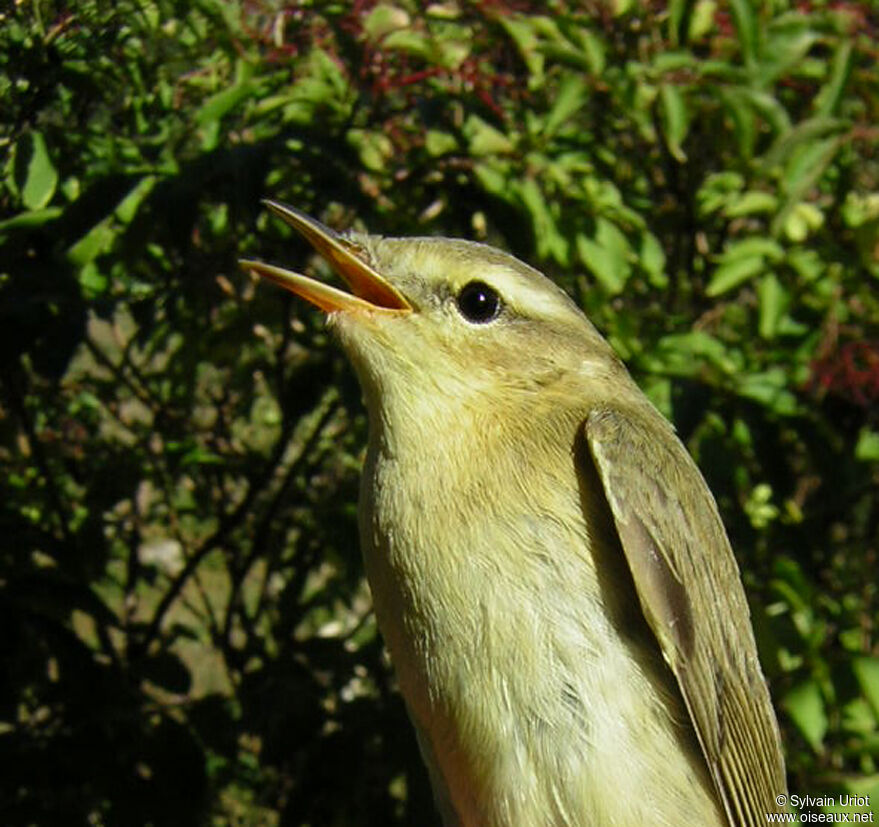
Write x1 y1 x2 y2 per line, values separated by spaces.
1 1 877 824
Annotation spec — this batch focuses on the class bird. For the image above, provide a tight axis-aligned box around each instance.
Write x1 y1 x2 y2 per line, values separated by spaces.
241 201 788 827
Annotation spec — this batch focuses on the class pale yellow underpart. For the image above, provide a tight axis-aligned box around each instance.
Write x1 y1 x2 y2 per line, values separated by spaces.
331 301 723 824
360 384 721 826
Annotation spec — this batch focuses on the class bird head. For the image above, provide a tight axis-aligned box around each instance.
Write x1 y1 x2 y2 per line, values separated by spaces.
241 202 631 422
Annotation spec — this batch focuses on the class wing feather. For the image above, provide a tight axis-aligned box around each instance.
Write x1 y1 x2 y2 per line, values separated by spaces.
583 405 786 826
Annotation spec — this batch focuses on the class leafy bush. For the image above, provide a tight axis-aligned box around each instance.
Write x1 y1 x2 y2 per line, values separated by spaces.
1 0 877 823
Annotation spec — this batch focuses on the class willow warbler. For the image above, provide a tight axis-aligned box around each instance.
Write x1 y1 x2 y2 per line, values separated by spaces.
242 202 787 826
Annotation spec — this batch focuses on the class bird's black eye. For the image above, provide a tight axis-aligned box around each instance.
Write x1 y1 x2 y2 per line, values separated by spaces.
455 281 501 324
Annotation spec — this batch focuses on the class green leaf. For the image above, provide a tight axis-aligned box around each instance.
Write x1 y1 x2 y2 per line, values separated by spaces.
498 17 544 85
181 447 225 467
577 219 632 294
0 207 63 235
347 129 394 171
639 233 668 287
814 40 853 118
724 191 778 218
463 115 515 155
642 375 672 417
707 255 766 296
668 0 687 45
784 137 842 193
67 217 117 267
542 76 587 137
436 38 469 70
783 202 824 242
759 20 820 84
208 202 228 235
200 120 221 152
772 556 815 615
735 369 798 415
723 238 786 261
473 160 513 201
644 331 740 377
733 87 792 137
782 679 828 753
744 482 779 529
786 248 824 282
729 0 758 69
115 176 157 225
14 132 59 210
425 130 458 157
653 52 697 73
853 657 879 721
281 48 352 125
718 88 757 158
772 137 842 236
855 430 879 463
842 192 879 229
697 170 744 216
567 26 606 75
78 262 109 298
383 29 431 59
195 71 257 125
362 4 410 41
659 84 689 162
757 273 787 339
688 0 717 42
760 117 844 172
518 178 568 265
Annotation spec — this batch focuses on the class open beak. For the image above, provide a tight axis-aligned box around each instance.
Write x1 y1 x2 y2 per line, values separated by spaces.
240 201 411 315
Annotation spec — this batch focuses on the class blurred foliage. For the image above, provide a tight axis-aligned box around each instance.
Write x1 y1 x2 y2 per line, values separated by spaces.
1 0 878 823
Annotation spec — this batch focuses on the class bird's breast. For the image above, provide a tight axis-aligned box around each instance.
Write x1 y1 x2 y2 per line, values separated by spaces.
357 404 722 826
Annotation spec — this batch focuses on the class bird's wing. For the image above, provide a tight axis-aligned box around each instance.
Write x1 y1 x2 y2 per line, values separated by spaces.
583 405 787 827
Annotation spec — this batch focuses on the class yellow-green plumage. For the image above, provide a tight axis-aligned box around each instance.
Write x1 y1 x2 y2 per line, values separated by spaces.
242 203 787 826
